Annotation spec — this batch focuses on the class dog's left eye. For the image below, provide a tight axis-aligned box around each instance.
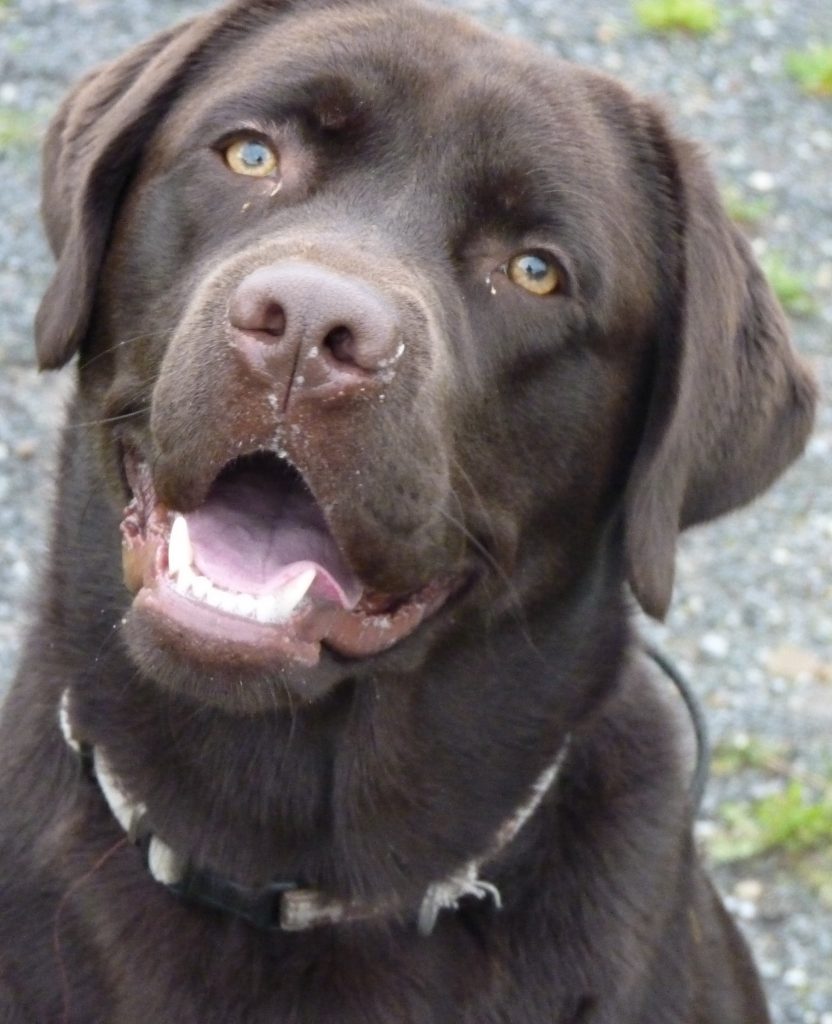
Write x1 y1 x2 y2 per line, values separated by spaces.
223 138 279 177
506 252 561 296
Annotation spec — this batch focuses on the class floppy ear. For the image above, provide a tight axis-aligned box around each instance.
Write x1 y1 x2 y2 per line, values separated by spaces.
35 8 238 370
624 110 818 619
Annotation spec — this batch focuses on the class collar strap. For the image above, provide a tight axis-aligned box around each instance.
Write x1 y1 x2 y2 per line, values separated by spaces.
59 690 568 934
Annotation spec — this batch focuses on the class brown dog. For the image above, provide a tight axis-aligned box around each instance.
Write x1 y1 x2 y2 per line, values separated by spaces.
0 0 817 1020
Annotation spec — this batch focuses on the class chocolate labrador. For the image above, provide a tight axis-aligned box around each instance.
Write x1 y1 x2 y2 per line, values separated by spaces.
0 0 817 1020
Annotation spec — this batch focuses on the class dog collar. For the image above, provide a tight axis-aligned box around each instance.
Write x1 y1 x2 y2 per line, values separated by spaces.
58 689 568 935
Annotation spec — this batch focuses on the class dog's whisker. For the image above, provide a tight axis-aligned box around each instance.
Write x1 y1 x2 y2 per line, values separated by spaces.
78 329 172 371
65 407 152 431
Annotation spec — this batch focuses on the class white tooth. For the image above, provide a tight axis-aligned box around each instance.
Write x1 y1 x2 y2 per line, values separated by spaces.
191 573 211 601
168 516 193 577
269 568 317 623
234 593 257 619
216 589 240 614
173 564 195 596
255 595 280 623
203 583 225 611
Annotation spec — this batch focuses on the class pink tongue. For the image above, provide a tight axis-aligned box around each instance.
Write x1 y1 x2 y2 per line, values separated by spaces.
185 468 362 607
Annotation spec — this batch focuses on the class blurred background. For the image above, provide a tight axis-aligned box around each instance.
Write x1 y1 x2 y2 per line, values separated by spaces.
0 0 830 1017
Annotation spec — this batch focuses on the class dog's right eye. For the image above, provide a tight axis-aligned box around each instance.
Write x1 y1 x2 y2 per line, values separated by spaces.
506 252 561 297
223 138 279 177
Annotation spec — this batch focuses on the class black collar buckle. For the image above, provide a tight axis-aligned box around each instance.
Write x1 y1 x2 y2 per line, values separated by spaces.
168 866 299 931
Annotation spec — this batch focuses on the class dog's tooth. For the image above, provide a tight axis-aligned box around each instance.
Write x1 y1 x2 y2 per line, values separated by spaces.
175 564 196 595
234 593 257 619
215 588 241 614
168 516 193 577
190 573 211 601
255 594 280 622
268 569 317 622
202 582 225 611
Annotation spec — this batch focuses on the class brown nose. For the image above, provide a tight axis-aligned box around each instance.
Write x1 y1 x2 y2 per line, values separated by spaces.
228 262 401 403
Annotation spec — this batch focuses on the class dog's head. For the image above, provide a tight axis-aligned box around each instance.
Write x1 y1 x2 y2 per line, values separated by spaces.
37 0 816 711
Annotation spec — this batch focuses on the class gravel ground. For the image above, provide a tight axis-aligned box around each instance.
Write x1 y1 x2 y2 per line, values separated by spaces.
1 0 830 1017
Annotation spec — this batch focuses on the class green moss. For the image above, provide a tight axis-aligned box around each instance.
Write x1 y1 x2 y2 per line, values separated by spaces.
722 187 774 229
711 734 787 777
760 252 817 317
797 851 832 910
786 44 832 97
708 782 832 863
0 106 41 150
634 0 718 35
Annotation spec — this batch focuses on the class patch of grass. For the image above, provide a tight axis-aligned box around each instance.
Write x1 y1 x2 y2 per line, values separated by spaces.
711 734 787 777
722 187 774 229
634 0 718 35
0 106 41 150
786 44 832 97
797 850 832 910
708 782 832 863
760 252 817 317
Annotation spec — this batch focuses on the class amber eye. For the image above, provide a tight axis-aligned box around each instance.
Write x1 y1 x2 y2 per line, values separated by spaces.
224 138 279 177
506 252 561 296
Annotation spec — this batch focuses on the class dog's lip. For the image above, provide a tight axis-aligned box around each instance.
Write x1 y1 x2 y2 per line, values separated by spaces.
120 450 464 668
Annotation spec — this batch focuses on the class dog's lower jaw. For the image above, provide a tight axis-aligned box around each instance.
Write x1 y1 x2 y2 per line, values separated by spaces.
117 448 468 704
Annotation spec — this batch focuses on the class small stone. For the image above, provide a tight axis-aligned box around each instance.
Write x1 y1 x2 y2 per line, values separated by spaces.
755 18 777 39
815 263 832 290
734 879 763 902
699 633 729 660
596 21 621 44
694 820 718 841
747 170 776 193
811 129 832 151
783 966 807 988
14 439 37 460
765 645 825 682
724 895 757 921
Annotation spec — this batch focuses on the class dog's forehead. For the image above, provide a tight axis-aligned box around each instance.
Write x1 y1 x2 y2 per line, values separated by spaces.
163 1 616 186
140 0 654 314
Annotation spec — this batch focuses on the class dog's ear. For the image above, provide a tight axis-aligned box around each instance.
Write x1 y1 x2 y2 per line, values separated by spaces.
624 109 817 619
35 9 237 370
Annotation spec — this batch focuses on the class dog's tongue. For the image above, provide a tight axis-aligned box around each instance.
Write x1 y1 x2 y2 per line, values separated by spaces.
184 464 362 608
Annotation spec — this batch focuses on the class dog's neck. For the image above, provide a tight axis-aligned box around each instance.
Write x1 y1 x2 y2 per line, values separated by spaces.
59 688 570 932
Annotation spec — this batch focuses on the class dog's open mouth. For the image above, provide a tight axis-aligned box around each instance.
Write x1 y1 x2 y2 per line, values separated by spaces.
121 450 458 668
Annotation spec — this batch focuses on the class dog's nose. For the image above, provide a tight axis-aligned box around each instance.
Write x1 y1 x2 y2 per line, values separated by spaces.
228 263 401 401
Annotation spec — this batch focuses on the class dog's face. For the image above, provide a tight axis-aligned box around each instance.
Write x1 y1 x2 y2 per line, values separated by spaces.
36 0 815 712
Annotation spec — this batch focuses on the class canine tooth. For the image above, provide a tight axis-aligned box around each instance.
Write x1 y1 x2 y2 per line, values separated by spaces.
168 516 193 577
268 569 317 623
190 573 211 601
